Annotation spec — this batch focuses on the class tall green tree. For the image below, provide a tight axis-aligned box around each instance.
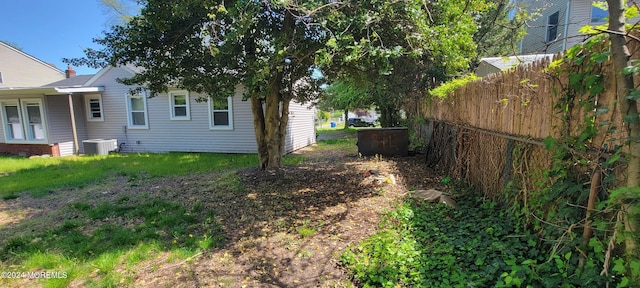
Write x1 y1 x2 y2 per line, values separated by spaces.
68 0 488 168
68 0 334 169
316 0 488 126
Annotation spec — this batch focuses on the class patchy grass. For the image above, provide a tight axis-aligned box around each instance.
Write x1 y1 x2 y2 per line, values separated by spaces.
1 193 225 287
0 131 445 287
0 152 302 199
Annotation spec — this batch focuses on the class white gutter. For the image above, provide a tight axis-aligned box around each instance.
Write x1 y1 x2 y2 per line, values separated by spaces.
0 86 104 96
55 87 104 93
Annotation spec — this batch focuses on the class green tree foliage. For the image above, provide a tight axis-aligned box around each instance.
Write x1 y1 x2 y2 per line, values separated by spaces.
67 0 491 167
67 0 334 169
472 0 527 66
315 0 490 127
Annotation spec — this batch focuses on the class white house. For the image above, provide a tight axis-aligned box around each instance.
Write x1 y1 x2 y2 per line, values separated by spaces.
0 65 316 157
0 41 66 88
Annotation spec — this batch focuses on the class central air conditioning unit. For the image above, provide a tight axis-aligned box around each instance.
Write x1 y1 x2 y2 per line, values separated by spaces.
82 139 118 156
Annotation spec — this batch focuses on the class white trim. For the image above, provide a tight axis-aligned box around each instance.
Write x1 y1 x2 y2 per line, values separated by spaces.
83 67 112 87
169 90 191 120
55 87 104 93
0 98 48 144
125 92 149 129
85 94 104 122
208 97 234 130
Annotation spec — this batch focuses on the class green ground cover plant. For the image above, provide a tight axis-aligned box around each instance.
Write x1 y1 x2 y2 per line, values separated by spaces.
341 186 619 287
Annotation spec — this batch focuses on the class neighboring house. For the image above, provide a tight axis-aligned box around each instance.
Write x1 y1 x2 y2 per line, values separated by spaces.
0 65 317 157
475 54 554 77
518 0 612 54
0 41 66 87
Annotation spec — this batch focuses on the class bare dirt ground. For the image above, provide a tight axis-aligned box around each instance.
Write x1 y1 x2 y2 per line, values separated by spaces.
1 131 447 287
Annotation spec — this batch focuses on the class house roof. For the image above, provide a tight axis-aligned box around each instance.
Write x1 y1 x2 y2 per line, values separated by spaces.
480 54 554 71
43 75 94 88
0 74 103 96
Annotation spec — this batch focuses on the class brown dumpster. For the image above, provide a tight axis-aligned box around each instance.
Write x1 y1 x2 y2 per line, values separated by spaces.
356 127 408 157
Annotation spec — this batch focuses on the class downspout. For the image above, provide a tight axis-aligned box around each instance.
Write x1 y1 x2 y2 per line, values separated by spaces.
562 0 572 51
67 93 79 155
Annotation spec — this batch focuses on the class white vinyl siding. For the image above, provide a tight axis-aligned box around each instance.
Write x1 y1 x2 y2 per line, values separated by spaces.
85 94 104 121
0 98 47 143
209 97 233 130
46 94 88 155
81 67 315 154
285 101 317 153
169 90 190 120
0 42 65 87
126 92 148 129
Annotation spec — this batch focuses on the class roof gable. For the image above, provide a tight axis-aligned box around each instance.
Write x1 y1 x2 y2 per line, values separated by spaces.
0 41 64 74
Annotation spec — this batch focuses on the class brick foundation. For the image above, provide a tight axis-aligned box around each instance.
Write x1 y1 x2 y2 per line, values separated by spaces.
0 143 60 157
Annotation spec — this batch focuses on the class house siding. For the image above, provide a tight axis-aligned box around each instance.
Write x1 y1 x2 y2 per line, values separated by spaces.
45 94 88 155
520 0 569 54
0 42 65 88
86 67 314 154
285 102 316 153
521 0 640 54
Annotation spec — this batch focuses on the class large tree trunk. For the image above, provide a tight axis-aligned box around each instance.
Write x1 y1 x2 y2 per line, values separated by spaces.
607 0 639 258
249 8 296 170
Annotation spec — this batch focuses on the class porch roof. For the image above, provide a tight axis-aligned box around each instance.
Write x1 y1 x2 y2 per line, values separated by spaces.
0 86 104 96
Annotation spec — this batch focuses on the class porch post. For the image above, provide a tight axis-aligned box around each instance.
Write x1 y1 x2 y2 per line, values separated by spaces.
68 93 79 155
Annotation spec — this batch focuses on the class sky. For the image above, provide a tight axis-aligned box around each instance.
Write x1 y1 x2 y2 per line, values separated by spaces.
0 1 114 75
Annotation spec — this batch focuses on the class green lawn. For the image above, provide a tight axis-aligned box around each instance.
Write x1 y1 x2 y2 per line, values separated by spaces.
0 152 302 199
0 136 354 287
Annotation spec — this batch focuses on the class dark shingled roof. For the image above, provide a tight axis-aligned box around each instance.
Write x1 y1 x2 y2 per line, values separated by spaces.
42 75 94 88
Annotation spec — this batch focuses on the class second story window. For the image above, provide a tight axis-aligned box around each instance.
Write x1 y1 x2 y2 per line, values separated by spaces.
547 11 559 42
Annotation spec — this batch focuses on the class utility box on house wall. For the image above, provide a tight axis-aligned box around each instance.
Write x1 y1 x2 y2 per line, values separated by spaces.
83 139 118 156
357 127 408 157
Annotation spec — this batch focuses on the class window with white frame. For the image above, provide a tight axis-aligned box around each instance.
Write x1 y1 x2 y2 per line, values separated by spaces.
209 97 233 130
169 90 190 120
546 11 559 42
1 98 47 143
591 2 608 23
85 94 104 121
126 92 148 129
0 72 3 84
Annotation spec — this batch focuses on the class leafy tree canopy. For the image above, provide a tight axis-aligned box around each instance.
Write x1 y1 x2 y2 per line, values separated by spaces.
66 0 492 167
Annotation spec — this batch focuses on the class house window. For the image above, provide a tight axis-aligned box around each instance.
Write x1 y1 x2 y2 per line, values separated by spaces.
209 97 233 130
1 99 47 143
0 72 3 84
546 11 559 42
85 94 104 121
126 92 148 129
591 2 608 23
169 90 190 120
